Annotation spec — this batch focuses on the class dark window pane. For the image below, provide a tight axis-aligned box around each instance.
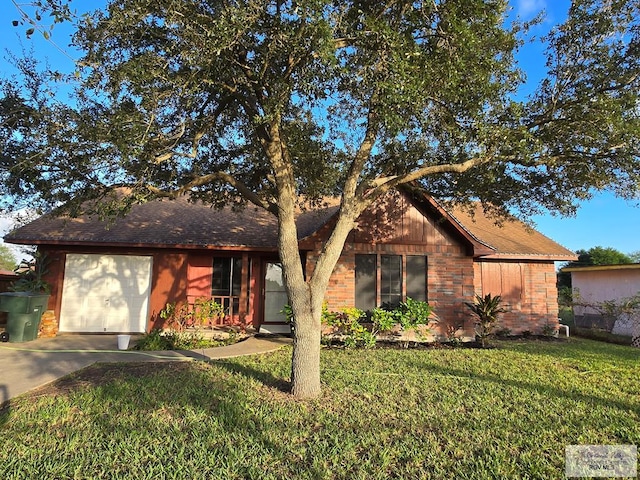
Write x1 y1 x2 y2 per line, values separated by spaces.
231 257 242 296
244 257 252 312
212 257 243 297
355 254 376 311
212 258 231 296
381 255 402 307
406 256 427 301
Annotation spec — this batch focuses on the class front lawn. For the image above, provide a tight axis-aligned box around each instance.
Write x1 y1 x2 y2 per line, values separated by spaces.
0 338 638 479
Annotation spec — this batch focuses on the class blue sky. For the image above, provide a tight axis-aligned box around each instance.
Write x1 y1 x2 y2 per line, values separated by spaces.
509 0 640 256
0 0 639 257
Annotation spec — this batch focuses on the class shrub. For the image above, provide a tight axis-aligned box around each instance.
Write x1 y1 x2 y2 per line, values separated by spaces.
398 297 433 331
193 297 225 327
280 304 294 324
159 302 193 332
134 328 238 351
133 328 170 351
323 307 375 348
371 307 400 334
444 320 465 343
160 298 225 331
324 299 435 348
541 321 556 337
466 293 507 348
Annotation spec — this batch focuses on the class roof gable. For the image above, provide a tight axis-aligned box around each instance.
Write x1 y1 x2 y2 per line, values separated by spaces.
443 203 577 260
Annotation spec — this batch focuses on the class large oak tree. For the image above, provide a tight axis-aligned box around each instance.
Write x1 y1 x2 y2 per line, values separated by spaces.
2 0 639 397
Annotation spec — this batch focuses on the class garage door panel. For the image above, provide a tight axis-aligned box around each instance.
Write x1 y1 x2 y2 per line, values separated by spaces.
60 254 151 333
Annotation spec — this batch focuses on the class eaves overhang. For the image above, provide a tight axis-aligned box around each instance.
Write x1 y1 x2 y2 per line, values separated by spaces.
563 263 640 272
3 237 279 253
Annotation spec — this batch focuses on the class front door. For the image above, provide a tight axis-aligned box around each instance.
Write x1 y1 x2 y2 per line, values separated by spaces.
260 262 291 334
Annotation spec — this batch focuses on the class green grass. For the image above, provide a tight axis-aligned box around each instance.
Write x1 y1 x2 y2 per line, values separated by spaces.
571 326 633 345
1 338 638 479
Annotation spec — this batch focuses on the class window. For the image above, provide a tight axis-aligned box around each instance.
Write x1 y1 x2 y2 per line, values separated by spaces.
212 257 243 315
355 254 427 310
380 255 402 307
406 255 427 302
355 255 376 311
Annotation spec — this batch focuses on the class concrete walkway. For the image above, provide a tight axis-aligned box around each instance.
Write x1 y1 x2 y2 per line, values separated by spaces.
0 334 292 405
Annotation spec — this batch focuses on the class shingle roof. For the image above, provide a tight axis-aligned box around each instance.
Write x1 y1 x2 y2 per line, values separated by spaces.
445 203 577 260
5 192 576 260
5 196 338 251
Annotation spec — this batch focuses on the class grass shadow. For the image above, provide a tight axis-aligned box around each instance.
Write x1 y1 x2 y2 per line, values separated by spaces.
211 358 292 394
423 361 639 415
0 360 297 477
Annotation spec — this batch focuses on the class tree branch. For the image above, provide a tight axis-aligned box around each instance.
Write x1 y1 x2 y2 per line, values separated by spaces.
145 172 277 214
344 98 379 201
363 156 496 198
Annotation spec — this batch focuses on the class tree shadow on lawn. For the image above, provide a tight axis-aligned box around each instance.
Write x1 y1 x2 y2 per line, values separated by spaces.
494 338 640 368
0 361 295 468
423 361 640 415
210 358 291 394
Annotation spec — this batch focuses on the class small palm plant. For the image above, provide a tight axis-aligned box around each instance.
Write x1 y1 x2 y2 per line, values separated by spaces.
466 293 507 348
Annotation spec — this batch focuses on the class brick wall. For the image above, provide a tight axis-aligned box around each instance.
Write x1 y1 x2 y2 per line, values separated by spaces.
305 190 561 339
475 260 559 334
305 204 479 340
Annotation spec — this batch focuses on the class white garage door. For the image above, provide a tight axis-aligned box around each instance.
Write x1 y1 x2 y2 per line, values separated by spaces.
60 254 152 333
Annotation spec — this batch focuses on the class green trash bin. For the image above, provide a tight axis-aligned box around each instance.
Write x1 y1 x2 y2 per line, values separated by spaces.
0 292 33 314
5 313 32 343
22 309 45 341
0 292 50 342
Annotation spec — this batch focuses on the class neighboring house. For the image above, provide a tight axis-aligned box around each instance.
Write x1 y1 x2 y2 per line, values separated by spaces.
4 189 576 339
563 263 640 336
0 269 17 293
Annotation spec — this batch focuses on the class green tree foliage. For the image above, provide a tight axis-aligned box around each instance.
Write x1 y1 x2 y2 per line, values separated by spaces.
558 245 633 291
10 0 75 38
2 0 639 397
576 246 633 266
627 250 640 263
0 244 17 271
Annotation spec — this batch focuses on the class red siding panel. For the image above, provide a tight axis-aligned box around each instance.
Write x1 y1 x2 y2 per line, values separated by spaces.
187 254 213 298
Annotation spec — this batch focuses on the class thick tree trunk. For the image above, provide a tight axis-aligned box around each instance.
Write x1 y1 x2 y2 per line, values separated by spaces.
284 203 364 398
290 306 322 397
277 201 322 397
261 118 368 398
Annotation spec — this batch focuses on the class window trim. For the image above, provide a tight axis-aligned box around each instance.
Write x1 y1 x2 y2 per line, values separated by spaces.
355 253 428 311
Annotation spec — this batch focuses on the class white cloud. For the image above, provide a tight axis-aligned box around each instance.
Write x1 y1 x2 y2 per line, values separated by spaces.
516 0 547 19
0 216 13 234
0 214 31 260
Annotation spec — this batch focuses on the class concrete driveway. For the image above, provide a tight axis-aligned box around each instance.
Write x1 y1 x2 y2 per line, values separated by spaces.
0 334 291 405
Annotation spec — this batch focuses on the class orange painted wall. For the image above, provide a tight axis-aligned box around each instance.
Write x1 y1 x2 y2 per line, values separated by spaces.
186 254 214 301
148 252 188 330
